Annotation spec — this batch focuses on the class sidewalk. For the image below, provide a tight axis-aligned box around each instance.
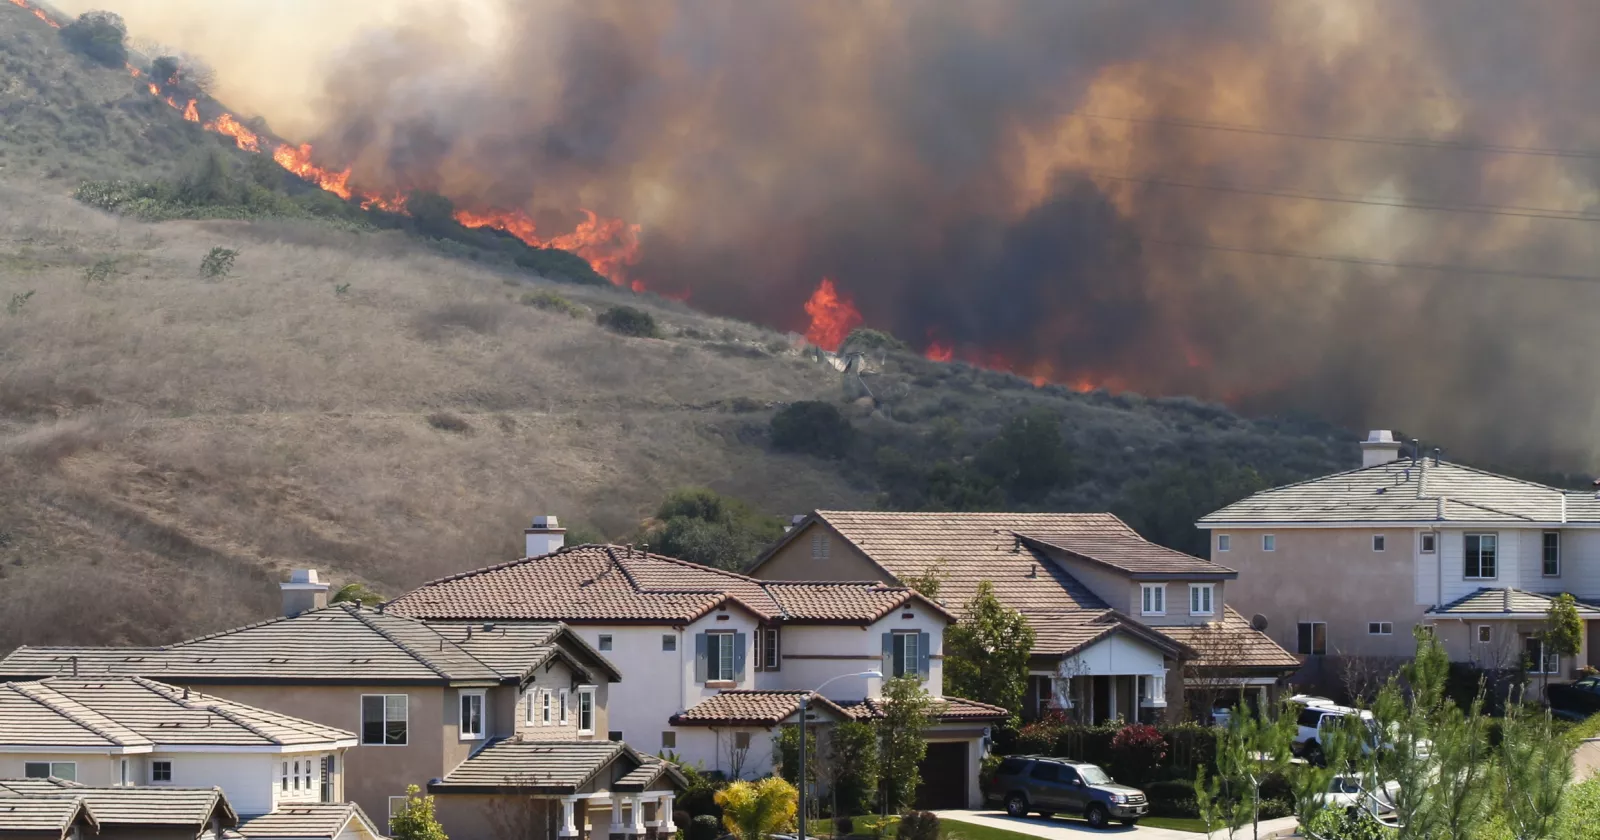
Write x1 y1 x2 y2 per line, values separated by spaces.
935 809 1301 840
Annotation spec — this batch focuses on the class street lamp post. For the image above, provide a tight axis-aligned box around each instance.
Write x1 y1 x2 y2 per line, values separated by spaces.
798 670 881 840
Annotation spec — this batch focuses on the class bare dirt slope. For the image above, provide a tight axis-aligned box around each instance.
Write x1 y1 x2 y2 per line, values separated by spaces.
0 181 867 650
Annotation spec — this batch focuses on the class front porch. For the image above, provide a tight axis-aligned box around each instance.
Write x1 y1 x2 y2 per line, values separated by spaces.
1023 623 1179 724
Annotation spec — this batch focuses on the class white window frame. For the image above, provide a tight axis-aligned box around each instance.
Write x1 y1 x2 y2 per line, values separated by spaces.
151 760 172 784
1525 636 1559 674
598 634 613 651
1216 534 1231 552
542 690 552 726
1368 622 1393 636
1372 535 1385 552
1141 584 1167 616
811 532 829 559
558 689 569 726
459 690 486 741
388 796 409 830
1464 533 1498 580
1543 531 1561 577
1188 584 1214 616
1420 532 1436 553
661 731 676 750
1262 534 1277 552
733 731 752 750
360 694 408 746
24 762 76 781
706 631 736 682
577 686 596 735
1477 625 1493 644
890 631 920 678
118 758 129 786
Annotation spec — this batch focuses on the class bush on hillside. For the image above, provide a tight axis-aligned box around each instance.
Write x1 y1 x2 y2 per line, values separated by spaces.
642 487 787 571
597 305 660 338
769 401 853 457
841 327 907 352
520 290 584 318
60 11 128 68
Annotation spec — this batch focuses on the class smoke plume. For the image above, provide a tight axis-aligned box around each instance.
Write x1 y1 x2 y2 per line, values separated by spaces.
72 0 1600 467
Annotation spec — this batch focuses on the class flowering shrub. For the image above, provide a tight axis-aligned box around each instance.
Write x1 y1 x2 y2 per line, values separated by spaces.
1014 709 1072 754
1109 723 1168 786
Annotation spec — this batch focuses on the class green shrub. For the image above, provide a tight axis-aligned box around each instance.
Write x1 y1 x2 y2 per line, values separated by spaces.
1144 780 1198 818
842 327 907 352
597 305 660 338
199 247 239 279
688 814 721 840
835 817 854 837
769 401 853 457
83 258 116 286
60 11 128 68
520 290 584 318
896 811 938 840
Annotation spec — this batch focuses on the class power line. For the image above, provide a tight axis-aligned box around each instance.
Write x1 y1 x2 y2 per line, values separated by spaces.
1088 170 1600 222
1131 237 1600 285
1071 111 1600 160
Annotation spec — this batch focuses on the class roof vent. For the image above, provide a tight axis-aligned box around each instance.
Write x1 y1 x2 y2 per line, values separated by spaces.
482 622 497 633
1028 564 1038 578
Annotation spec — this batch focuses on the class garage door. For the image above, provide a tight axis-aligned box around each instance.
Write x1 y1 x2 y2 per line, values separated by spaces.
914 741 968 810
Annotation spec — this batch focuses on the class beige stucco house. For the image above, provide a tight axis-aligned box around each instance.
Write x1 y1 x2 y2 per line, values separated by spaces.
1199 430 1600 682
384 520 1006 810
747 511 1298 721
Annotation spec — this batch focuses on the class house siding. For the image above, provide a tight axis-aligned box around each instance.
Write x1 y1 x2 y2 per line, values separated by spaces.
758 523 889 582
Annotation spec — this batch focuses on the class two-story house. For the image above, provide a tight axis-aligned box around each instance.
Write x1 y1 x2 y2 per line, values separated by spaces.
0 597 676 840
1199 430 1600 680
383 519 1006 808
746 511 1298 722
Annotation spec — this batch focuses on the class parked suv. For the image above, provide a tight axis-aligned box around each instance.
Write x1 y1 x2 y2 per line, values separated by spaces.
984 756 1147 829
1290 697 1415 764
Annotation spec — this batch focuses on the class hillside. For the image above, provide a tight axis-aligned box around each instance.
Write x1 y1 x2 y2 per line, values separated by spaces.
0 4 1358 653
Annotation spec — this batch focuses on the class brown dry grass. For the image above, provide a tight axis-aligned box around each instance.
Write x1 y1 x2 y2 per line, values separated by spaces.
0 179 865 652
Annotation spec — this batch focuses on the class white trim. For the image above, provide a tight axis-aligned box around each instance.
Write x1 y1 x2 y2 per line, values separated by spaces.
459 689 486 741
0 745 153 755
1215 534 1230 552
1372 535 1386 552
558 689 570 727
1140 584 1167 616
577 686 597 735
1262 534 1277 552
1188 584 1214 616
360 693 409 747
1199 520 1600 529
1431 611 1600 620
1477 625 1493 643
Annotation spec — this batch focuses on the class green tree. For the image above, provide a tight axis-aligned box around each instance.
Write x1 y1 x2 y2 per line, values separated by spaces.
331 582 383 607
974 408 1071 503
898 561 946 602
60 11 128 67
597 305 661 338
1204 700 1295 839
878 675 933 814
943 581 1034 722
643 487 786 570
1543 593 1584 692
715 777 797 840
820 720 880 817
1114 462 1268 556
1497 702 1575 840
388 784 448 840
770 401 853 457
405 191 459 240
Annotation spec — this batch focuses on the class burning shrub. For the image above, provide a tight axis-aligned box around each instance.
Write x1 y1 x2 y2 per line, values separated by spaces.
1108 723 1167 787
60 11 128 68
769 401 853 458
597 305 660 338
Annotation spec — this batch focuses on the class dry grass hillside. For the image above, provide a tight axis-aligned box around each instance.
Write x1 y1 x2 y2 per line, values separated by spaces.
0 179 869 650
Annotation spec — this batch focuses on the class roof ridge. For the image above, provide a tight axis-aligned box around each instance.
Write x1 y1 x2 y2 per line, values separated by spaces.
625 550 769 584
345 610 454 681
367 612 510 680
5 681 137 747
130 678 280 745
1438 497 1537 521
403 543 593 592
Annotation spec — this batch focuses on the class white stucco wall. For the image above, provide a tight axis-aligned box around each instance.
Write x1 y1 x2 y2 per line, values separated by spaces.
760 605 947 699
673 727 777 780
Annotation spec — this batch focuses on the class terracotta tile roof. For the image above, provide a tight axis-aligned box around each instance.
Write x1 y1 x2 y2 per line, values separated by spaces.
387 544 948 624
0 780 237 828
1201 458 1600 526
428 739 686 795
0 677 354 749
0 796 93 836
671 690 850 727
0 604 616 686
234 802 382 839
1425 588 1600 617
839 696 1010 723
1157 608 1301 669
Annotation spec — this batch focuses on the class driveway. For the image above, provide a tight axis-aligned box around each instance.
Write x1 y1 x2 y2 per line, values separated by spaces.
935 810 1301 840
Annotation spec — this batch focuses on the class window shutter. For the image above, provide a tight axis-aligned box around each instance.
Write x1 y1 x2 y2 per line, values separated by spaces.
882 632 894 674
772 628 781 672
694 633 708 683
733 632 747 682
918 631 931 678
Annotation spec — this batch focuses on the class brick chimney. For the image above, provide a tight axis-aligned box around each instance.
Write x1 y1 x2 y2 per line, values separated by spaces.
525 515 566 557
280 569 330 618
1360 430 1403 468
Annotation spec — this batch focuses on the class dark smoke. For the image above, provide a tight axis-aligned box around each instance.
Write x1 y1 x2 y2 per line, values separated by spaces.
297 1 1600 466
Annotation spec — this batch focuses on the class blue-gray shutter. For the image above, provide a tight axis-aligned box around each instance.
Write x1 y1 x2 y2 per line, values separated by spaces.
882 632 894 676
918 631 931 678
733 632 747 682
694 633 708 683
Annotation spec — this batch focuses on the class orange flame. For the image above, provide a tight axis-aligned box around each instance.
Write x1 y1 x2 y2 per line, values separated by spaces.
924 340 953 362
182 99 199 122
272 143 354 201
802 277 863 351
8 0 59 27
453 207 641 286
203 112 259 152
127 66 141 78
147 82 159 96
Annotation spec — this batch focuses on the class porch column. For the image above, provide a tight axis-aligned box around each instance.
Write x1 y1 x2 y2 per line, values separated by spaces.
1108 675 1118 723
559 797 579 838
610 798 626 840
659 795 676 833
629 796 647 835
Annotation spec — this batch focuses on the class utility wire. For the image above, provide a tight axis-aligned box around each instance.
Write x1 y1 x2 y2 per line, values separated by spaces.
1071 111 1600 160
1131 237 1600 285
1088 170 1600 222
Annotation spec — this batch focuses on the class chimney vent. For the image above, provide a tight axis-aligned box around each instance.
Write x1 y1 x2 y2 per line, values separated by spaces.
525 515 566 557
280 569 330 618
1360 430 1403 468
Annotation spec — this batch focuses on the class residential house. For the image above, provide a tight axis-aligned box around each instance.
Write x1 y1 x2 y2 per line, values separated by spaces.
0 677 353 816
1199 430 1600 681
383 518 1007 808
747 511 1298 721
0 779 242 839
0 598 668 839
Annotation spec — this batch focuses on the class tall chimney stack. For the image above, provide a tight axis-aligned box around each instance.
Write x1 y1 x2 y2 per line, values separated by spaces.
1360 430 1403 468
280 569 330 618
525 515 566 557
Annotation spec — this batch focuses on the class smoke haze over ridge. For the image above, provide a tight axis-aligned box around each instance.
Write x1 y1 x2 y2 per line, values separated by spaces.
62 0 1600 467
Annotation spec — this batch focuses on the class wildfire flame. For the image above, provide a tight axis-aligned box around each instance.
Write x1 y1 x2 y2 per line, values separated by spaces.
203 112 260 152
182 99 199 123
802 277 863 351
923 340 953 363
7 0 58 27
271 143 354 201
453 208 641 287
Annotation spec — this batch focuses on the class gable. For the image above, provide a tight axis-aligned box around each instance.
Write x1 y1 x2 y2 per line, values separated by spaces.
756 521 890 582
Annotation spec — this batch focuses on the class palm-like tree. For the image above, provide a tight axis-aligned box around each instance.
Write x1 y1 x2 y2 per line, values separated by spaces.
714 778 797 840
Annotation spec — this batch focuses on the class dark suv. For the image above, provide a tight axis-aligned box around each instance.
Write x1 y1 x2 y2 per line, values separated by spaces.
985 755 1148 829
